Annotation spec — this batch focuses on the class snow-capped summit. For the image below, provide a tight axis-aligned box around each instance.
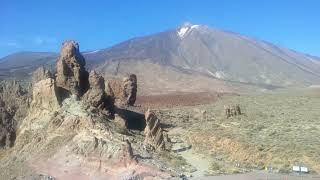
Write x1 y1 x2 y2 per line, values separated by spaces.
177 26 189 38
177 22 201 38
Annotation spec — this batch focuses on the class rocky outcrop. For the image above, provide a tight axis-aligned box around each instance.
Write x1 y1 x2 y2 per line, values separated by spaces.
56 40 89 97
0 40 176 179
83 71 106 108
144 109 165 151
0 80 26 97
106 74 137 106
82 71 114 116
32 66 52 83
235 104 241 115
105 79 123 103
224 104 241 118
119 139 137 166
114 114 127 133
123 74 137 106
31 78 60 111
0 100 16 148
0 80 30 126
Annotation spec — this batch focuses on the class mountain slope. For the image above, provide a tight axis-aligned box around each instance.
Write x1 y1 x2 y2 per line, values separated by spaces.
92 23 320 88
0 52 58 80
1 23 320 93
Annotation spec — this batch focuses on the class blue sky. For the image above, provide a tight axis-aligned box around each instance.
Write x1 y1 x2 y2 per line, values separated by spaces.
0 0 319 58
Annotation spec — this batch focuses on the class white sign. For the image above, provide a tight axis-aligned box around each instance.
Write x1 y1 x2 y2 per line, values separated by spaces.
292 166 300 172
301 167 309 173
292 166 309 173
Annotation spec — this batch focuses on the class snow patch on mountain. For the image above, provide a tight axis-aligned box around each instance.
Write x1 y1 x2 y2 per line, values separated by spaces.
177 27 189 38
83 50 101 54
191 25 200 29
207 69 228 79
177 24 200 38
182 65 191 69
207 69 215 77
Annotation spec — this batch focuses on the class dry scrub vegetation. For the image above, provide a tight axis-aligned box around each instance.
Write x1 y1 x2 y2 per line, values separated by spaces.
156 89 320 175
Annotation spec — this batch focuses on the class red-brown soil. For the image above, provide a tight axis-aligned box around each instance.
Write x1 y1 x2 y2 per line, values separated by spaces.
136 92 221 108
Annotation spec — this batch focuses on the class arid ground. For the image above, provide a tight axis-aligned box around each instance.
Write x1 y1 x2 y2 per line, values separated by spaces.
137 88 320 179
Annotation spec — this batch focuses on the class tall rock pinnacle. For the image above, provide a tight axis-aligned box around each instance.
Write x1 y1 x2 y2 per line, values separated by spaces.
56 40 89 97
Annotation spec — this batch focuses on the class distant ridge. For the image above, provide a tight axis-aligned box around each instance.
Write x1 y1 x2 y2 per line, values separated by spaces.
1 23 320 93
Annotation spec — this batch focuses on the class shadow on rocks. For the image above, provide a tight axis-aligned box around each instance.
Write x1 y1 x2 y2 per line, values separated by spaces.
114 107 146 131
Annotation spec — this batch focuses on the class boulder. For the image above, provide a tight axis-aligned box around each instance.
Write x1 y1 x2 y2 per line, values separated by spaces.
31 78 60 111
143 109 165 151
106 74 137 106
56 40 89 97
83 71 106 108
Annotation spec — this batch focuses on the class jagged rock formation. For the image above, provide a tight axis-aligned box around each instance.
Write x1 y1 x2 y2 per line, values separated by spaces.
0 40 173 179
144 109 165 151
56 40 89 97
0 80 29 149
31 78 60 111
30 66 60 111
0 100 16 148
0 80 30 126
106 74 137 106
224 104 241 118
82 71 114 117
123 74 137 106
0 80 26 98
105 79 122 102
32 66 52 83
83 71 106 108
235 104 241 115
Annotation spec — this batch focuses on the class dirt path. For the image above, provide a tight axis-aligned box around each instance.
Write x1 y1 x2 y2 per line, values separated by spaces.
169 127 320 180
179 148 211 178
170 127 211 178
